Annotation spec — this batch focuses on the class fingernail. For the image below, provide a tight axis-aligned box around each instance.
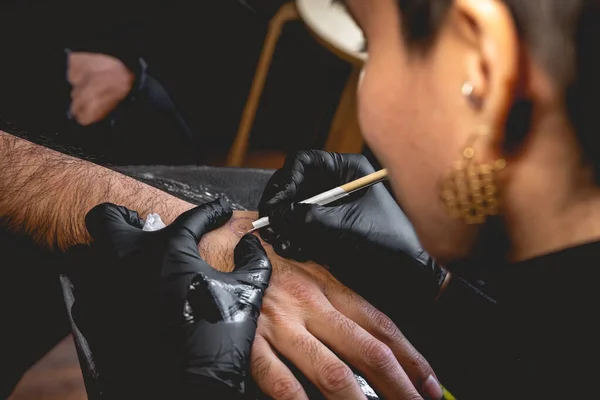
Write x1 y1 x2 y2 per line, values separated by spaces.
423 374 443 400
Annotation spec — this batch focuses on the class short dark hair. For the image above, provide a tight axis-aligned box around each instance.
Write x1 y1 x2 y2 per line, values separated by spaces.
396 0 600 182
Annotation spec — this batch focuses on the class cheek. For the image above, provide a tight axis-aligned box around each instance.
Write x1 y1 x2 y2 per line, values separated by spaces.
356 59 480 264
357 61 432 194
357 64 406 165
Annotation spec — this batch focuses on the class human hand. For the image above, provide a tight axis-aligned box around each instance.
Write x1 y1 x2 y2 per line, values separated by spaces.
259 150 443 305
199 212 444 400
76 200 272 396
67 52 135 125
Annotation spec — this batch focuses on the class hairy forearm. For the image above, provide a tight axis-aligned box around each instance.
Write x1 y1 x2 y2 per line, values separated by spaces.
0 131 194 250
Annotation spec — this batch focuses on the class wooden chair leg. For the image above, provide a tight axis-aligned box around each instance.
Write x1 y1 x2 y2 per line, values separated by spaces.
227 1 300 167
325 65 364 154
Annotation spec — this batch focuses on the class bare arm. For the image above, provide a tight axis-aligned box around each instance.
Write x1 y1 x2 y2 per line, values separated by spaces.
0 130 194 250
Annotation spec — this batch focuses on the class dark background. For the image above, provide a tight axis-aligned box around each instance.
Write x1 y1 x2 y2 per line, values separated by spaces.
0 0 353 165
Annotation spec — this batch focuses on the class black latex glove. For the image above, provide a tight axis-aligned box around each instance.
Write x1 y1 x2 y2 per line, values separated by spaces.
259 150 444 309
73 199 272 399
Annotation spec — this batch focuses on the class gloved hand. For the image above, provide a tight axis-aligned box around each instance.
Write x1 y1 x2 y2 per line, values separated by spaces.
73 199 272 399
259 150 445 308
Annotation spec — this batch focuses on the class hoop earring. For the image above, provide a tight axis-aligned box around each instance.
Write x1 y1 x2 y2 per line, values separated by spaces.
441 130 507 225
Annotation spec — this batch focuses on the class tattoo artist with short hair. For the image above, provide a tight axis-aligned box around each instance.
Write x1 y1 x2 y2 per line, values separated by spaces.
258 0 600 398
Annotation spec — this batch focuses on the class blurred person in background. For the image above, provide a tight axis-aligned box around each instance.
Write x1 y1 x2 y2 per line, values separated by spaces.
0 0 200 165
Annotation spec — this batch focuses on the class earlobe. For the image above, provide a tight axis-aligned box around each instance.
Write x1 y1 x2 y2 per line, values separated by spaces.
457 0 520 142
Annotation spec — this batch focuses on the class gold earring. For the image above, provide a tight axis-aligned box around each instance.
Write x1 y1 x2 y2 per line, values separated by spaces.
441 130 506 225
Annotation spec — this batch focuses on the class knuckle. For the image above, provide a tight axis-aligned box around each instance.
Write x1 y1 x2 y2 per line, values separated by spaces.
348 154 373 172
407 346 432 379
250 349 304 400
318 363 355 393
270 377 304 400
294 149 312 163
291 334 320 363
281 281 318 306
328 309 356 336
340 283 359 301
251 355 271 382
369 308 401 341
362 340 395 371
260 299 288 326
308 265 334 285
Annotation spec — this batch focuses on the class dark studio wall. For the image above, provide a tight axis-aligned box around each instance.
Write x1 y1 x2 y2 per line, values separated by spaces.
138 0 353 154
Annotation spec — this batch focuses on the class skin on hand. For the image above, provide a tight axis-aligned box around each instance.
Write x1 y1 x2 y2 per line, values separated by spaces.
200 211 434 400
67 52 135 126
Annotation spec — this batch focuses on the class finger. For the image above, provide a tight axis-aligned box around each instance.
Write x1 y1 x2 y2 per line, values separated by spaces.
328 288 441 400
267 202 341 262
70 90 101 126
258 150 331 220
264 202 310 259
284 151 374 199
82 89 123 125
67 52 84 84
70 84 84 100
185 273 223 323
233 234 272 290
269 324 367 400
69 94 86 122
171 198 233 244
86 203 144 233
307 307 423 400
340 153 376 177
67 63 81 85
259 150 327 215
74 95 102 126
251 334 308 400
85 203 144 257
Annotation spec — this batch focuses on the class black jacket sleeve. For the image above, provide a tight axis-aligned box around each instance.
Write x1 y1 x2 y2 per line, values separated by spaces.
65 0 157 90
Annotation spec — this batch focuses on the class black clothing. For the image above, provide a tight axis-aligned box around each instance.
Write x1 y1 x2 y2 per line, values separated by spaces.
0 228 71 398
413 241 600 399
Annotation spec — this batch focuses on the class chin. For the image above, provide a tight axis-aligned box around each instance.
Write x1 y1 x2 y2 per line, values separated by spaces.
430 224 509 275
417 224 480 268
426 242 472 268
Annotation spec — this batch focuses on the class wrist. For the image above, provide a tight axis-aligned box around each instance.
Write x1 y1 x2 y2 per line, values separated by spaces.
158 200 195 226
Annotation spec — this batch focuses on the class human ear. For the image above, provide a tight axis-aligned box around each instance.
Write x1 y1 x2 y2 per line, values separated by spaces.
455 0 520 147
